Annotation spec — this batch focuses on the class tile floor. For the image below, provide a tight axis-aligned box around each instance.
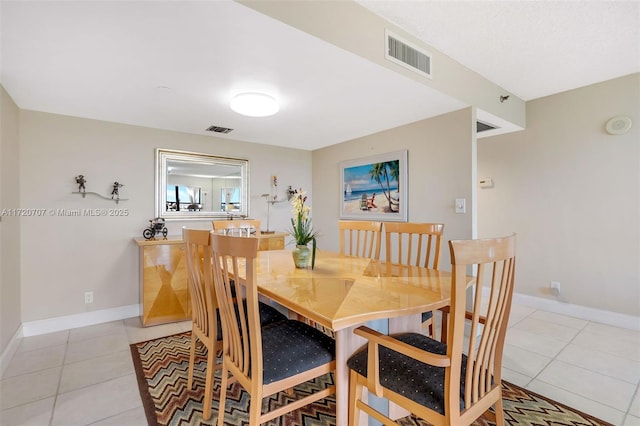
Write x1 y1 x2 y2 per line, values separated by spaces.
1 303 639 426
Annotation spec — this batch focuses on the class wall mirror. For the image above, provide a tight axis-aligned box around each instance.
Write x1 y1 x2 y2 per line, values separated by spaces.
155 149 249 220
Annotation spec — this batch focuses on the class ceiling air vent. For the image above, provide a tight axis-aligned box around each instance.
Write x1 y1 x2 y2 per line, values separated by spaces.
477 120 500 133
206 125 234 134
385 29 432 79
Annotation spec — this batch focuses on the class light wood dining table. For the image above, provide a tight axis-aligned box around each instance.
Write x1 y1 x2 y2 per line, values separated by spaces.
251 248 460 426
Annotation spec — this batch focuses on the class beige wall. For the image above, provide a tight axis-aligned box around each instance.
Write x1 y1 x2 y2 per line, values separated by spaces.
18 111 310 322
478 73 640 316
1 86 22 351
312 108 475 268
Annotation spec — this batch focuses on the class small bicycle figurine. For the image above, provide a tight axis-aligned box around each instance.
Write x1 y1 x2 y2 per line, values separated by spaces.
143 217 168 240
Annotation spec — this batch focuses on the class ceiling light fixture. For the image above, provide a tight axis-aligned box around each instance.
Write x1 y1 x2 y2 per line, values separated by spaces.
230 92 279 117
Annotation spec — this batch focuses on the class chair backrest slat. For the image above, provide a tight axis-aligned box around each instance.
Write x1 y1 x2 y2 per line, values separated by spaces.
339 221 382 259
384 222 444 269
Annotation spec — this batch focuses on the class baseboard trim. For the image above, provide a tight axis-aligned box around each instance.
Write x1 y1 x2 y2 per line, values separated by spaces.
509 291 640 331
21 304 141 337
0 326 23 377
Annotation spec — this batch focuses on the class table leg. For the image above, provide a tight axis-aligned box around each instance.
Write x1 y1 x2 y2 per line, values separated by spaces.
334 325 367 426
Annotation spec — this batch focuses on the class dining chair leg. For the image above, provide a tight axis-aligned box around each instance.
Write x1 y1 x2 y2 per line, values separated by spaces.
248 393 262 425
202 345 216 420
494 397 506 426
348 369 362 426
217 367 229 426
187 332 197 389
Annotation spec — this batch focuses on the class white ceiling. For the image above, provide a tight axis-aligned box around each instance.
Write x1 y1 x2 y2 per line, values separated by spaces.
2 1 638 151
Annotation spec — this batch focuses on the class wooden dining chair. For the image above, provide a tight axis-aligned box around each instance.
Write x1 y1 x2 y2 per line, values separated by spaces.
347 234 516 426
210 234 337 425
383 222 444 334
212 219 261 235
182 228 286 420
339 220 382 259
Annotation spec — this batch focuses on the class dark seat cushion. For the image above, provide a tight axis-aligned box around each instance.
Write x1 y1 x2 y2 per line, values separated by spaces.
215 300 287 341
261 320 335 384
347 332 467 414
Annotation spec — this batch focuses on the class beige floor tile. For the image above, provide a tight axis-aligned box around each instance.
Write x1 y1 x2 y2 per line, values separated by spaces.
501 343 552 377
505 303 536 327
500 367 531 387
17 330 69 353
527 379 625 425
124 318 184 344
51 374 142 426
528 310 588 330
176 320 193 333
59 349 134 394
2 345 66 379
583 322 640 343
0 367 61 411
537 360 635 411
572 329 640 362
557 343 640 384
0 396 55 426
624 414 640 426
504 326 567 358
88 406 148 426
68 320 126 342
65 333 130 364
629 388 640 417
509 317 581 342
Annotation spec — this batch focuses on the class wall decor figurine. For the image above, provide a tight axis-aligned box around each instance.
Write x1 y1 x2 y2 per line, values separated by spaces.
75 175 87 193
287 185 296 201
71 176 128 203
111 181 124 199
143 217 168 240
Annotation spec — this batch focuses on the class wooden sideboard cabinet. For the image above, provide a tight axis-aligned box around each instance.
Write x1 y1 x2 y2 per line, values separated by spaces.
134 231 287 327
258 231 287 251
135 237 190 327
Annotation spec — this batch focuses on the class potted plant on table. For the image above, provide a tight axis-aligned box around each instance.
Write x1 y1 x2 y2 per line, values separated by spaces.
289 188 318 269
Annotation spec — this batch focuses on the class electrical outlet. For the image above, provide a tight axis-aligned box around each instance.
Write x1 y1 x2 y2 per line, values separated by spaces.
84 291 94 304
550 281 561 296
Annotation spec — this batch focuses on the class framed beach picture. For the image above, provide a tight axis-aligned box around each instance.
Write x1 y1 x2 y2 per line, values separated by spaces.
340 150 408 222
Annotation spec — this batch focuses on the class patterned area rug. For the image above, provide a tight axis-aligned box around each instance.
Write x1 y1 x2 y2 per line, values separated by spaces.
130 332 612 426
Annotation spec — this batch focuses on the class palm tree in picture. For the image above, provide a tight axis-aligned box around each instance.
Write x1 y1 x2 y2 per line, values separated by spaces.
369 161 400 213
387 160 400 210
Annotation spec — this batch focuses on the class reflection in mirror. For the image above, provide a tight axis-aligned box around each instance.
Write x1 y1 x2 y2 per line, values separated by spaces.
156 149 249 220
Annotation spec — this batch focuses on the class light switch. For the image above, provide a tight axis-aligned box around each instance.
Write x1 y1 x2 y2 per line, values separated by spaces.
455 198 466 214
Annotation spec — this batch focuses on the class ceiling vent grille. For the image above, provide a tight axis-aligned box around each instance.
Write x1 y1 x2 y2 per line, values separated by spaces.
385 30 432 79
477 120 499 133
206 125 234 134
476 121 499 133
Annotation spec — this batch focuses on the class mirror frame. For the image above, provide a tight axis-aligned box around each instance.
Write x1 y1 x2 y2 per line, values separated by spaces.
155 148 249 220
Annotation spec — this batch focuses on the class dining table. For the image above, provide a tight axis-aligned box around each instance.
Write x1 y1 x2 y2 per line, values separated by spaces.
251 248 462 426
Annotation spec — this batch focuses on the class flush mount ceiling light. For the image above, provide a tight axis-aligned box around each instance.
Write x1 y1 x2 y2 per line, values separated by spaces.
230 92 279 117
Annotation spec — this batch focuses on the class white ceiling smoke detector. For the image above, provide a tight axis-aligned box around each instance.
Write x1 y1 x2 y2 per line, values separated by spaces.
605 116 632 135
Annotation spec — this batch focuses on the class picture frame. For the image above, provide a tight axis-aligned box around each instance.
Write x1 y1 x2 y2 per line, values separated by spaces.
340 149 408 222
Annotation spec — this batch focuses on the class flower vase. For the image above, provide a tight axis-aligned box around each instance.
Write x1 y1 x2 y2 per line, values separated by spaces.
292 244 311 268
